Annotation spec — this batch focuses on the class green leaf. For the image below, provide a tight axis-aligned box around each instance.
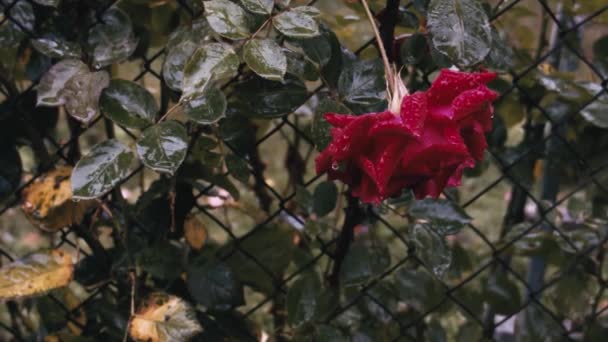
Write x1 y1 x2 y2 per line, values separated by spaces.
427 0 492 66
483 273 521 315
579 82 608 128
223 224 294 294
408 198 471 235
225 154 250 183
181 43 239 101
32 0 60 6
294 28 333 66
287 272 322 326
285 49 319 81
184 86 227 125
100 80 158 129
129 293 203 342
243 39 287 81
338 59 386 114
204 0 252 40
313 181 338 217
340 241 390 286
135 242 182 281
36 59 88 107
136 121 189 175
71 139 135 199
240 0 273 15
400 33 428 65
410 223 451 278
86 7 139 69
0 0 34 47
30 35 81 59
393 267 444 313
293 6 321 17
516 304 564 342
187 258 244 311
232 76 308 119
0 145 21 201
312 98 351 151
484 28 514 71
59 71 110 123
273 10 320 38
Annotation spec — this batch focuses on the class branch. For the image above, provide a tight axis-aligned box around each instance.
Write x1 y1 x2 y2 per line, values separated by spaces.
379 0 400 62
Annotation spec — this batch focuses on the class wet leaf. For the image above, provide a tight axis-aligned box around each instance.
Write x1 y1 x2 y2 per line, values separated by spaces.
36 59 88 107
31 35 81 59
294 26 335 66
136 242 182 281
516 304 563 342
187 258 244 310
427 0 492 66
100 80 158 129
87 7 139 69
33 0 59 6
204 0 252 40
183 86 227 125
340 241 390 286
225 154 250 183
243 39 287 81
393 267 444 313
338 59 386 114
21 166 95 231
37 288 86 335
285 49 319 81
136 121 189 175
408 198 471 235
240 0 273 15
71 139 135 200
59 70 110 124
579 82 608 128
0 0 34 46
313 181 337 217
129 293 202 342
410 223 451 278
184 214 208 250
181 43 239 101
273 10 319 38
232 76 308 119
0 145 21 201
0 250 73 300
483 272 521 315
287 272 321 326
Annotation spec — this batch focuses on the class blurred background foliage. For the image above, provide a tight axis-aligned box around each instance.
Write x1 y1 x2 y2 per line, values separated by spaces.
0 0 608 341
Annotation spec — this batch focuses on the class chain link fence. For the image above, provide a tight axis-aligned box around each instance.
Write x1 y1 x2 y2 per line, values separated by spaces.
1 0 608 341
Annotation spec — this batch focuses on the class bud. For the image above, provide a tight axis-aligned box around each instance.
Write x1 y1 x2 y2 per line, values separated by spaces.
387 66 408 115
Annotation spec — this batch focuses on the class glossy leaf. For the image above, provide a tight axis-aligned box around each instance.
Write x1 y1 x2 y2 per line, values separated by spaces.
184 86 227 125
273 10 320 38
0 250 73 300
408 198 471 235
579 82 608 128
340 241 390 286
100 80 158 129
427 0 492 66
87 7 139 69
240 0 273 15
187 258 244 311
136 121 189 175
225 154 250 183
71 139 135 200
129 293 203 342
483 273 522 315
243 39 287 81
21 166 94 232
295 29 333 66
184 214 208 250
287 273 322 326
338 59 386 114
31 35 81 59
181 43 239 101
60 70 110 123
204 0 252 40
285 49 319 81
232 76 308 119
410 223 451 278
313 181 337 217
36 59 88 107
0 145 21 201
0 0 34 46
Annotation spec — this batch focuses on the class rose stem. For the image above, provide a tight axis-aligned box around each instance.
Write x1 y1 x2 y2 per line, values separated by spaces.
360 0 394 94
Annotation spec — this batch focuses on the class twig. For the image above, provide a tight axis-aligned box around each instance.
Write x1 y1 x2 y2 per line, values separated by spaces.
360 0 394 94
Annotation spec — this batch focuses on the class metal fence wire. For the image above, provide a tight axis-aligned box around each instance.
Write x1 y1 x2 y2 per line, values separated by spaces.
1 0 608 341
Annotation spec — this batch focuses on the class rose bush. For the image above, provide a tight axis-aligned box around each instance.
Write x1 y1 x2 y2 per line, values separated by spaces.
316 69 498 203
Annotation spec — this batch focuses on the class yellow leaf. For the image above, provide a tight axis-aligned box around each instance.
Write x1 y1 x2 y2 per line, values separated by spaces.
184 215 207 251
21 166 95 232
0 250 73 300
129 293 203 342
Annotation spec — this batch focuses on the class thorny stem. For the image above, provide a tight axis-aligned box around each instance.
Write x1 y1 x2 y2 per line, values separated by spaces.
361 0 394 95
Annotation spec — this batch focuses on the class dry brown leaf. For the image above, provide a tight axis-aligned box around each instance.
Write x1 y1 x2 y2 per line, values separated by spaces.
184 215 207 251
21 166 95 231
129 293 202 342
0 250 73 300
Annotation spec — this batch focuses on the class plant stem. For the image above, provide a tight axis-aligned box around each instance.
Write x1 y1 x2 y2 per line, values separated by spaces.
361 0 394 94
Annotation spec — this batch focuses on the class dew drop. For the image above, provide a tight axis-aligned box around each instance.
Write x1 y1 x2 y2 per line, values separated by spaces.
331 162 340 171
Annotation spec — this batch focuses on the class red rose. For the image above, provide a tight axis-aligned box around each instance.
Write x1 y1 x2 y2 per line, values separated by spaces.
315 69 498 204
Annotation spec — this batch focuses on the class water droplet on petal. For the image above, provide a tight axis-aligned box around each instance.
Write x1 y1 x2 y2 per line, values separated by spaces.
331 162 340 171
